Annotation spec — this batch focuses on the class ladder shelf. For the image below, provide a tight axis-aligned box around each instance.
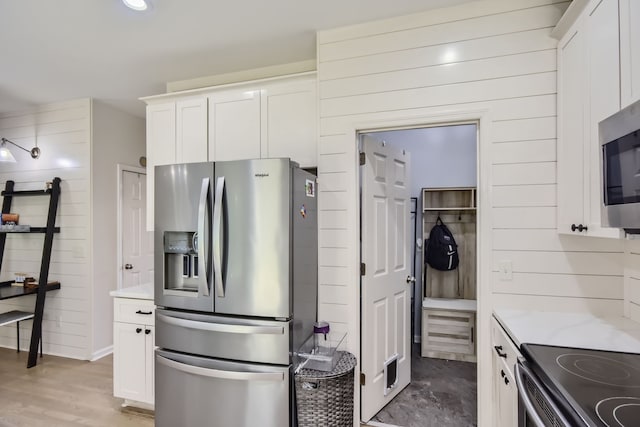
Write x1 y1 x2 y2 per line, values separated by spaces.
0 177 61 368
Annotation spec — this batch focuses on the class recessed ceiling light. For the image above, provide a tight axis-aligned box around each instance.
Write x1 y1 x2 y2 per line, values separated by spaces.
122 0 148 11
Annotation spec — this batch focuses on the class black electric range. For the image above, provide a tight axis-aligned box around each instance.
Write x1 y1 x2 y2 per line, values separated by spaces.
520 343 640 427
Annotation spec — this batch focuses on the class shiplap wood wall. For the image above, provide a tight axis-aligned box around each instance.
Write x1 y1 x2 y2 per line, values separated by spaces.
317 0 625 424
0 99 92 359
626 239 640 322
0 99 145 360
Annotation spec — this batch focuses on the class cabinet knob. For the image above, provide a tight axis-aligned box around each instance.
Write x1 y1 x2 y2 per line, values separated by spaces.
500 369 506 378
136 327 142 333
504 377 509 385
145 329 151 335
125 264 133 270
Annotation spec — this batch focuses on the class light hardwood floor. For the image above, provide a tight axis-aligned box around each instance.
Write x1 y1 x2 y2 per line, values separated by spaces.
0 347 153 427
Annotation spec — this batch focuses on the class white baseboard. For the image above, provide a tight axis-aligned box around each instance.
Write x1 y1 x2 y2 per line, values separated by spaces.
91 345 113 361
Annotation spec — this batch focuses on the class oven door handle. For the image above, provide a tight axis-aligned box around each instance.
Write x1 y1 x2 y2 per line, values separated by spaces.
515 361 572 427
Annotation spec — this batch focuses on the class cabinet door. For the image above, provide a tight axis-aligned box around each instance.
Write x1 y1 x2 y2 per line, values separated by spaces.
145 325 155 403
584 0 621 237
260 80 317 167
114 322 147 402
176 97 208 163
146 102 176 231
557 26 586 235
620 0 640 108
208 90 261 161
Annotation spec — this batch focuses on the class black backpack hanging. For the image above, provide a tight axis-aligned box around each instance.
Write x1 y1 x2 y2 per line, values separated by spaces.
426 216 459 271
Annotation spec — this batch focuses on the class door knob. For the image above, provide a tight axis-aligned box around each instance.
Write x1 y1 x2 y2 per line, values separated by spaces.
136 328 142 333
406 276 416 284
125 264 133 270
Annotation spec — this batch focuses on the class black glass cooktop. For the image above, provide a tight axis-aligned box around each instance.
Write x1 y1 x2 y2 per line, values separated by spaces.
521 344 640 427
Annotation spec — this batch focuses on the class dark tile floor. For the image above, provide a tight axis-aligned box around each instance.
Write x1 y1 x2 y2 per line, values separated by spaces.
371 345 477 427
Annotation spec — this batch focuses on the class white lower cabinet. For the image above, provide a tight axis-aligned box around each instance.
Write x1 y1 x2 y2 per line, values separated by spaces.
113 298 155 407
491 316 520 427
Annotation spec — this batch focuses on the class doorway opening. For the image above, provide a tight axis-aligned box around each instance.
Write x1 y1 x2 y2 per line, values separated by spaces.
117 164 154 291
359 122 479 427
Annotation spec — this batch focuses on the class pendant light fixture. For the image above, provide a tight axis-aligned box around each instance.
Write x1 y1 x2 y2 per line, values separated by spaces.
0 138 41 163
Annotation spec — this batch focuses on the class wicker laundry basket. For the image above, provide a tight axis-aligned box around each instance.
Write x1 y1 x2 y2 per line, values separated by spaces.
295 351 357 427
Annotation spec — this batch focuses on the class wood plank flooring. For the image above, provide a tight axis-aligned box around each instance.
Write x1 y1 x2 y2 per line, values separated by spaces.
0 348 153 427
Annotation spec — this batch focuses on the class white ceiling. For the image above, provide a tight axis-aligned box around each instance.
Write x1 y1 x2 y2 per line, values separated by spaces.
0 0 479 118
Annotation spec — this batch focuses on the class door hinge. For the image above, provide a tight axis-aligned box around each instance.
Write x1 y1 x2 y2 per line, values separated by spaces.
359 152 366 166
360 372 366 385
360 262 366 276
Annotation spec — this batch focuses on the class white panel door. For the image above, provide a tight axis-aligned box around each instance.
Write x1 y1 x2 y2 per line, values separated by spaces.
176 97 208 163
208 90 261 161
122 170 154 288
360 135 411 422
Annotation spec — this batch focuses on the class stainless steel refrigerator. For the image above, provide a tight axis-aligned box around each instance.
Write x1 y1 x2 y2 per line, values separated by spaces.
153 159 317 427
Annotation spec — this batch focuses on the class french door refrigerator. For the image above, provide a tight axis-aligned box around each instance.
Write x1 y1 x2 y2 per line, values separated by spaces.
154 159 317 427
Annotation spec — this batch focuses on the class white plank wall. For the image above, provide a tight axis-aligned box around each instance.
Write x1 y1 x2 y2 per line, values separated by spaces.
0 99 92 359
625 239 640 322
316 0 625 424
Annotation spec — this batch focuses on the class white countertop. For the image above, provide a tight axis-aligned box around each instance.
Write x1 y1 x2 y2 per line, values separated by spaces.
110 283 154 300
494 308 640 354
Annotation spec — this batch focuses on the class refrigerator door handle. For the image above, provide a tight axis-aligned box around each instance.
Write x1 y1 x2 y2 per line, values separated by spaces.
213 176 225 298
198 177 210 297
157 354 285 382
157 313 285 335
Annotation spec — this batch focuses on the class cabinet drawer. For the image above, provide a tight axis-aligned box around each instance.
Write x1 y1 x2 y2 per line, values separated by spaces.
114 298 155 325
491 316 521 378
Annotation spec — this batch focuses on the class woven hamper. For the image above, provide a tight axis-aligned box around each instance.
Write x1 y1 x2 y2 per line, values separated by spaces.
295 352 357 427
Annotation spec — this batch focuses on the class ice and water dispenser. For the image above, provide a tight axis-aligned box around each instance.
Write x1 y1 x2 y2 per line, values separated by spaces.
163 231 199 292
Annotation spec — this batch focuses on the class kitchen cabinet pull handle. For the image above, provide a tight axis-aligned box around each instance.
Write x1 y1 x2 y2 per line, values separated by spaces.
198 177 210 297
145 329 151 335
157 313 284 335
136 328 142 333
571 223 589 232
494 345 507 358
157 355 285 382
136 310 152 315
213 176 225 298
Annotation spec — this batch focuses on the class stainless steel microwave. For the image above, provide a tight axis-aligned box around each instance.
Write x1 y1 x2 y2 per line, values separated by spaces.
600 99 640 234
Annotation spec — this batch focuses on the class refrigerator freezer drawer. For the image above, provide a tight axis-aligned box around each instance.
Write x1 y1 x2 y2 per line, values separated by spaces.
156 309 291 365
156 350 291 427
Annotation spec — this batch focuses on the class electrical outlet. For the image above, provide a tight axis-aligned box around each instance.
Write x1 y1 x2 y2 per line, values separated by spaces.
498 260 513 281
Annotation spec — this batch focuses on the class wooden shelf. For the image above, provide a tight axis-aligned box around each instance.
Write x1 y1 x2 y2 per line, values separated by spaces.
1 189 53 197
422 187 476 211
0 227 60 233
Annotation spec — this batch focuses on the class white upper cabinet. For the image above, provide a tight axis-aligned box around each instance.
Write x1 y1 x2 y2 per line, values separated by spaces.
208 89 261 161
261 79 317 167
176 97 208 163
146 102 177 231
143 73 318 231
556 0 621 238
620 0 640 108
